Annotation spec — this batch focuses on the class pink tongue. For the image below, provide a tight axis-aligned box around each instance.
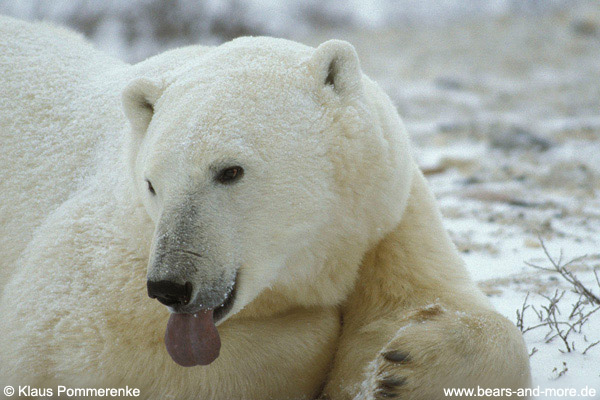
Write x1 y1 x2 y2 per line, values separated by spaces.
164 310 221 367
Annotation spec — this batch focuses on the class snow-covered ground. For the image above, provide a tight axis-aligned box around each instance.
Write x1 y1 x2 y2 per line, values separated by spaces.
2 0 599 396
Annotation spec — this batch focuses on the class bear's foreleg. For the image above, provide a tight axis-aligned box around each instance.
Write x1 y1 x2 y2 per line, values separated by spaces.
320 171 530 400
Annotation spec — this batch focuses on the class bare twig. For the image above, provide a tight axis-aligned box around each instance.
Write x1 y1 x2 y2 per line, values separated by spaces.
516 293 530 332
526 239 599 305
515 239 600 357
529 347 538 357
583 340 600 355
552 362 568 379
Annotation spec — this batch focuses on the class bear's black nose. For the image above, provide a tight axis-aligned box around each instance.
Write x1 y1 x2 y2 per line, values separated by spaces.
147 280 193 307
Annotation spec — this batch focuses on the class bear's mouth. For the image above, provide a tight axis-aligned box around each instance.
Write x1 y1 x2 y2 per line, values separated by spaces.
167 270 238 322
212 278 237 324
163 274 238 367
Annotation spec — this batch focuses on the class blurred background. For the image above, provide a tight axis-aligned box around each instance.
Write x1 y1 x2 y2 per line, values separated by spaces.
2 0 599 391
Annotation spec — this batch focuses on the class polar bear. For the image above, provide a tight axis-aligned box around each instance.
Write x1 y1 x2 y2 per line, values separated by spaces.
0 16 530 400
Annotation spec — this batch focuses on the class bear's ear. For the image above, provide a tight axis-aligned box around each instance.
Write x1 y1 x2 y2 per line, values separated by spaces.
122 77 163 135
310 40 362 99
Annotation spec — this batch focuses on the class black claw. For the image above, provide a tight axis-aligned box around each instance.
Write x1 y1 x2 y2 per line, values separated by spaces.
379 376 407 389
382 350 411 363
376 391 399 399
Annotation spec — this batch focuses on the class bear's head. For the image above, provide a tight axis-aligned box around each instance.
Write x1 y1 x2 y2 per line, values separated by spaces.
122 37 413 366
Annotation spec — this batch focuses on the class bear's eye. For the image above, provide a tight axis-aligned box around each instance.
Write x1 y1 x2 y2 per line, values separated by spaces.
216 166 244 184
146 179 156 195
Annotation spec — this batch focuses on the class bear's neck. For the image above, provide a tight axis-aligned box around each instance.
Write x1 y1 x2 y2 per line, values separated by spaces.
260 169 491 318
347 170 492 314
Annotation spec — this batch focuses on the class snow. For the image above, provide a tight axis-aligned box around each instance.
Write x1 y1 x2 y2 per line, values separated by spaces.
2 0 599 394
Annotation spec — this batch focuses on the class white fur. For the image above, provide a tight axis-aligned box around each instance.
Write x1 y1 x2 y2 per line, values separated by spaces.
0 16 529 400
